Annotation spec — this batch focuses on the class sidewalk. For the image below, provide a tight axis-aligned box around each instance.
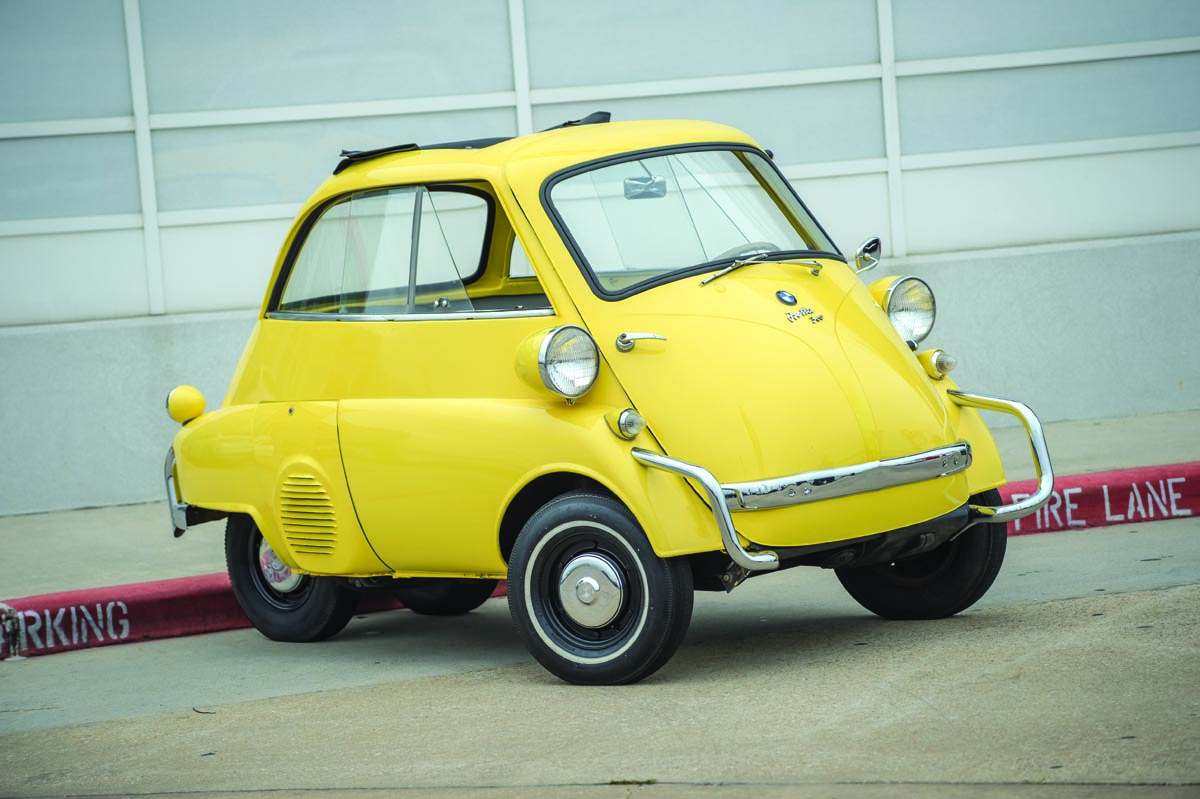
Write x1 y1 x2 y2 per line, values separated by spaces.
2 410 1197 658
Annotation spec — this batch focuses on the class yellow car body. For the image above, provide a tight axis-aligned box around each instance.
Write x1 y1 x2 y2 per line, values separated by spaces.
164 116 1053 684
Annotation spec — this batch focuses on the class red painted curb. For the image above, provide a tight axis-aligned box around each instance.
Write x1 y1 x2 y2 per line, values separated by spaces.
1 573 246 660
0 577 506 660
999 461 1199 536
3 462 1196 660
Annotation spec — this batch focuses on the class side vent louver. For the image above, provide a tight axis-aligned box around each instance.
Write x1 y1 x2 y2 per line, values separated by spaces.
279 474 337 556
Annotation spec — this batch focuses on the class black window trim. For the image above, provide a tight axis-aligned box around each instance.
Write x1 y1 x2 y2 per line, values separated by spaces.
540 142 845 302
268 182 496 315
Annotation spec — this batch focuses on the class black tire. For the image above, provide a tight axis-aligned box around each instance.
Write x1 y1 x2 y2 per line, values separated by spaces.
507 491 693 685
836 489 1008 620
392 578 499 616
225 514 359 642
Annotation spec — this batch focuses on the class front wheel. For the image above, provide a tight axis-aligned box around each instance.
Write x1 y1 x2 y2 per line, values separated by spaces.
836 489 1007 620
507 491 694 685
225 515 359 642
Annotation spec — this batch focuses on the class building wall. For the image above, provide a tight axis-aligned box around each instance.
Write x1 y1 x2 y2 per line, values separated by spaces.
2 0 1198 514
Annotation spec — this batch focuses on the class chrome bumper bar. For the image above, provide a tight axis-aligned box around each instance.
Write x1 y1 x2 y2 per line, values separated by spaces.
633 441 971 572
632 448 781 572
164 447 189 537
722 443 971 511
632 389 1053 572
164 447 225 537
948 389 1055 525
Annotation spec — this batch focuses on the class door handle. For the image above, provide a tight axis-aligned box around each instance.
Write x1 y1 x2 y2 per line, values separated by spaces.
615 332 667 352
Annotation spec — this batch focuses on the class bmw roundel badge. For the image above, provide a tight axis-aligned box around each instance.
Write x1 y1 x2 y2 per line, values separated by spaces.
776 290 797 306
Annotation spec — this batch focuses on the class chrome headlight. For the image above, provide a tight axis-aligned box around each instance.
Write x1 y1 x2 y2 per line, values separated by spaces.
884 276 936 344
538 325 600 399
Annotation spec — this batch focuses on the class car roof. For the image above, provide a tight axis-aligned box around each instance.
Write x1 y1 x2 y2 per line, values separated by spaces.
328 118 761 183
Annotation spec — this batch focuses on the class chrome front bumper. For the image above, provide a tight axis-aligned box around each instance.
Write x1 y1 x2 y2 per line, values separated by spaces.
948 389 1055 525
632 388 1054 572
165 447 189 537
721 443 971 511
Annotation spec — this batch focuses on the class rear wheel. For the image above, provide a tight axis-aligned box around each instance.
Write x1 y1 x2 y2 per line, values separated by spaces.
836 489 1007 620
507 491 693 685
392 578 499 616
225 514 359 642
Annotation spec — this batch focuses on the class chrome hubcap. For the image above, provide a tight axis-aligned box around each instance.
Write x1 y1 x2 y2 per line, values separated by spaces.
558 553 624 628
258 538 302 593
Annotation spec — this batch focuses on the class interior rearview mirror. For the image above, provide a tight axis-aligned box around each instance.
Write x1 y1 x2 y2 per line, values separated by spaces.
624 175 667 200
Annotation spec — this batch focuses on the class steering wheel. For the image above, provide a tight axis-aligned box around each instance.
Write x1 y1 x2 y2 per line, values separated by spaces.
714 241 780 260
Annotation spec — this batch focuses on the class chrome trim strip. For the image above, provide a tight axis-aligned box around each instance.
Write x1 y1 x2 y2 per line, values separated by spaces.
632 448 780 572
948 389 1055 524
164 447 189 536
265 308 555 322
722 442 972 511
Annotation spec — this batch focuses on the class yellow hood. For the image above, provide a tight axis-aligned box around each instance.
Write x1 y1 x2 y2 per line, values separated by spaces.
583 261 955 483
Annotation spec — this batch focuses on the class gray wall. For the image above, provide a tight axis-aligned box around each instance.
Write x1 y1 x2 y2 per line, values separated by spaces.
2 0 1199 514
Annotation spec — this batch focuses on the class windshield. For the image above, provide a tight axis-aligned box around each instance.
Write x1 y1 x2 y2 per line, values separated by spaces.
548 148 838 296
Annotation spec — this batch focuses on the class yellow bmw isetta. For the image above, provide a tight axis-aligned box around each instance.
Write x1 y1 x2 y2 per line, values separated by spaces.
164 114 1054 685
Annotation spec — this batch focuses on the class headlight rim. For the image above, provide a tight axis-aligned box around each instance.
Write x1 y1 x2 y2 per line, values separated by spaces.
883 275 937 345
537 324 600 399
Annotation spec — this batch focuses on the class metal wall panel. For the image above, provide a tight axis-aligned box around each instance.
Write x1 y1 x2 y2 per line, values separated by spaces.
893 0 1200 60
533 82 886 164
0 134 141 219
525 0 879 88
140 0 514 112
152 108 518 211
904 147 1200 253
160 220 290 314
899 53 1200 154
0 229 147 325
0 0 132 122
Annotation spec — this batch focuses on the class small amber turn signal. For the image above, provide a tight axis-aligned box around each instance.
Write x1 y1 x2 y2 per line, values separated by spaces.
917 349 958 380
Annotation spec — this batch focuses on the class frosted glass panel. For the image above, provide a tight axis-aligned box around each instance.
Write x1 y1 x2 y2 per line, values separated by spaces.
526 0 878 88
153 108 517 211
161 220 290 313
786 172 891 256
899 54 1200 154
904 148 1200 253
141 0 514 112
533 83 884 165
0 230 147 325
894 0 1200 60
0 0 132 122
0 134 140 220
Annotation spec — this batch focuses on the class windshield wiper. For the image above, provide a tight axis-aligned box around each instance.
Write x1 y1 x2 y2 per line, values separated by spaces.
699 251 823 286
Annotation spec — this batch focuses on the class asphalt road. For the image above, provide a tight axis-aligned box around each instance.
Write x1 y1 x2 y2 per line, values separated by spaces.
1 519 1198 798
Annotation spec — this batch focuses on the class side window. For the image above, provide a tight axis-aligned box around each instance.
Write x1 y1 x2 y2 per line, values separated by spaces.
508 237 535 279
277 186 489 315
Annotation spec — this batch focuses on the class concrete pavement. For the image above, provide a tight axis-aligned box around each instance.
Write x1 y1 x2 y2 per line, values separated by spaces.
1 536 1197 795
4 517 1199 735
